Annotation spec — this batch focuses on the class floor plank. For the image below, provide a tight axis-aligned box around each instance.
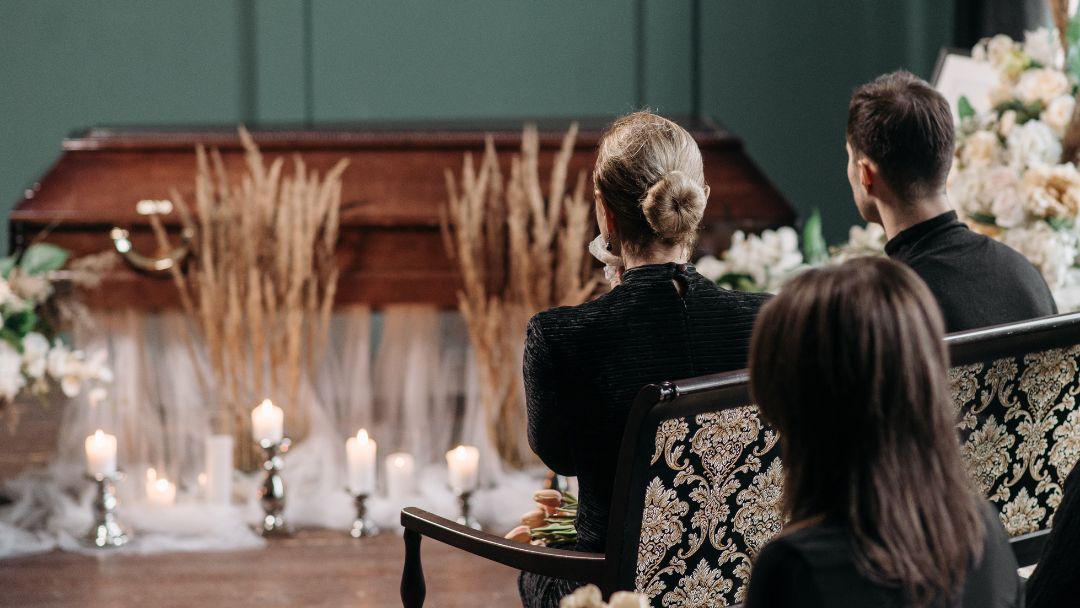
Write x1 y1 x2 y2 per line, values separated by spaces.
0 530 522 608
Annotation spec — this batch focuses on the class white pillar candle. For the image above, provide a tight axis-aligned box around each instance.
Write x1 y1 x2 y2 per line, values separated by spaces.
204 434 234 505
346 429 377 495
251 399 284 444
84 429 117 477
446 445 480 493
385 452 415 501
146 476 177 506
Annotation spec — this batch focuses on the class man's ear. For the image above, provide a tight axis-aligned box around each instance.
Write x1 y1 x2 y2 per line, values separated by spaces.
858 158 877 192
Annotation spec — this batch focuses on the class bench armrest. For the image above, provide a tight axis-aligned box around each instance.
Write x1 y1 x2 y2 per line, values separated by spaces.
400 507 606 583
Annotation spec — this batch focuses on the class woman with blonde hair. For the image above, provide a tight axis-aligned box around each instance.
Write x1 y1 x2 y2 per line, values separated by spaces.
745 257 1022 607
520 111 770 606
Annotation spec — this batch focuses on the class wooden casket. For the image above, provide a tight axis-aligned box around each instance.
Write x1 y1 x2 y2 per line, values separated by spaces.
9 117 794 310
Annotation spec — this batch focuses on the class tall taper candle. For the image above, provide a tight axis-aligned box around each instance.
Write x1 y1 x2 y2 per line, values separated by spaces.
346 429 377 494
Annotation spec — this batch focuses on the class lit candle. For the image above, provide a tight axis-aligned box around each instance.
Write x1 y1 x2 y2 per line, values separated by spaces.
446 445 480 493
251 399 284 444
385 452 415 501
84 429 117 477
346 429 377 495
146 476 177 506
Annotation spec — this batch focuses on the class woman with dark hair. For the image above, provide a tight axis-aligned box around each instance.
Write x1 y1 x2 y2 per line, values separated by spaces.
519 111 770 607
745 257 1023 607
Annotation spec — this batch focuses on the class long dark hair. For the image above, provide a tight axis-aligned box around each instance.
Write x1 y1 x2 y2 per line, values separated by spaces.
749 257 983 605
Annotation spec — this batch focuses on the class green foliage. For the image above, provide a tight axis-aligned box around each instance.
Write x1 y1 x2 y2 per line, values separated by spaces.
801 209 828 265
994 99 1045 125
1069 11 1080 83
19 243 68 276
1047 216 1075 231
0 257 15 279
968 212 997 226
958 95 976 121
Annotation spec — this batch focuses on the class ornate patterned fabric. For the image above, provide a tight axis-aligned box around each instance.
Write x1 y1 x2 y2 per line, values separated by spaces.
951 345 1080 535
633 346 1080 605
636 406 782 607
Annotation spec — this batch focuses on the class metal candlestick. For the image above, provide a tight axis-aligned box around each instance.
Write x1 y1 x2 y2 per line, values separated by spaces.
82 472 129 548
258 438 291 536
454 489 480 530
348 491 378 538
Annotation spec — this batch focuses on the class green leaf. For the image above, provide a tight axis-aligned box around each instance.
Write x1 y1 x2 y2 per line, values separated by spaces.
968 212 997 226
1047 216 1074 231
801 209 828 265
958 96 975 121
716 272 760 292
0 257 16 279
19 243 68 275
4 309 38 341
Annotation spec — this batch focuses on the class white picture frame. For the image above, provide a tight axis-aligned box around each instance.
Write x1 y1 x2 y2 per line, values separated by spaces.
932 47 1000 122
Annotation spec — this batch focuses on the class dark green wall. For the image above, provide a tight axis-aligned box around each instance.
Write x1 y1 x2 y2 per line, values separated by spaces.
0 0 954 247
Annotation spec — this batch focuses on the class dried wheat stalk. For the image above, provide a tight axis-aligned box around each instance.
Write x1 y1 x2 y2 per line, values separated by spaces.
443 124 598 467
152 128 346 466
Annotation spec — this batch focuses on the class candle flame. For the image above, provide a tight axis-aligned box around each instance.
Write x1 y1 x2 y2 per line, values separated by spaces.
257 398 274 412
154 478 169 491
357 429 369 443
93 429 105 442
393 455 407 467
453 445 468 458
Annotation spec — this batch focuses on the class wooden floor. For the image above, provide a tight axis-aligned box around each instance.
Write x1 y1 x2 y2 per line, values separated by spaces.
0 530 522 608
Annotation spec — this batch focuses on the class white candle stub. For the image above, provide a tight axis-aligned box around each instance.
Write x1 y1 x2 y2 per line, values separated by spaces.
84 429 117 477
146 473 177 506
385 452 415 501
251 399 284 443
346 429 377 495
446 445 479 493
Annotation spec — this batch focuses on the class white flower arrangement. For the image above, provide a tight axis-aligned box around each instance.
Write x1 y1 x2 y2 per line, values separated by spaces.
949 26 1080 304
0 243 112 427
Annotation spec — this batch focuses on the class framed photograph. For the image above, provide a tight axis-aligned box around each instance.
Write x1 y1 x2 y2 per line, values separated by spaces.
932 47 999 122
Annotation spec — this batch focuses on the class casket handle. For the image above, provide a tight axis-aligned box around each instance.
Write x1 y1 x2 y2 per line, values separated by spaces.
109 225 195 273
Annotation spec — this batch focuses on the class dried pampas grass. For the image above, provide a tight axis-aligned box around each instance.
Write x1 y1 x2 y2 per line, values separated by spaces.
443 124 597 467
152 127 346 467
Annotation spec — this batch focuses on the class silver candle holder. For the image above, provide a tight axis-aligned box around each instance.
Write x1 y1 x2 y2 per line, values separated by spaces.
82 472 129 549
348 491 378 538
258 438 291 536
454 489 480 530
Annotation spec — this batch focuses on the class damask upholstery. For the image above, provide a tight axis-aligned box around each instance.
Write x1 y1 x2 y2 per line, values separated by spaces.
629 340 1080 606
634 405 781 607
951 345 1080 536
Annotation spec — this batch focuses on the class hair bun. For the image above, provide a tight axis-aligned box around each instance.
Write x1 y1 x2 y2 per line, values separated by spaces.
642 170 706 240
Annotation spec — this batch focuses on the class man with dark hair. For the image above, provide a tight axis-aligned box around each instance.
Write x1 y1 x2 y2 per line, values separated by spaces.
846 70 1056 332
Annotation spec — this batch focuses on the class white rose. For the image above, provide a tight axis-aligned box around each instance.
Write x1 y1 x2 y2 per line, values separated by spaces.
1016 68 1070 105
999 110 1018 137
987 78 1015 107
1008 120 1062 167
1042 95 1076 135
1000 223 1077 289
0 341 26 402
606 591 649 608
985 34 1017 67
21 332 49 379
1023 28 1061 68
990 186 1026 228
47 343 69 378
1021 163 1080 219
559 584 604 608
960 131 1002 167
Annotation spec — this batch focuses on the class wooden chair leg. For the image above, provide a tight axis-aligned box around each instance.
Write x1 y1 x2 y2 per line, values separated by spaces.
401 529 427 608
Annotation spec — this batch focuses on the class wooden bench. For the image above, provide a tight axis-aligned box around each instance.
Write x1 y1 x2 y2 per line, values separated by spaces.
401 312 1080 606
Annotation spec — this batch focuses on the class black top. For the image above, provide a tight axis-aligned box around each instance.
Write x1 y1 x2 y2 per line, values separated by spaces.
744 503 1024 608
885 211 1057 333
1026 463 1080 608
524 263 769 552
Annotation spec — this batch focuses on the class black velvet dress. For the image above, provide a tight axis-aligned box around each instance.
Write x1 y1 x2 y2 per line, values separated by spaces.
519 263 770 607
1026 463 1080 608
